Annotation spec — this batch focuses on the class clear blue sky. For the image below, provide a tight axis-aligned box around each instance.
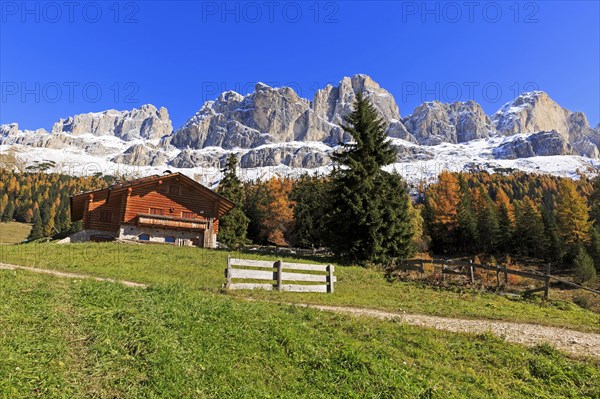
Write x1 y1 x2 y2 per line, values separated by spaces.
1 1 599 130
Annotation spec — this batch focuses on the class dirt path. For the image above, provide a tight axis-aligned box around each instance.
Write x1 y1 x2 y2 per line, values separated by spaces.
2 262 598 358
0 263 147 288
287 303 600 359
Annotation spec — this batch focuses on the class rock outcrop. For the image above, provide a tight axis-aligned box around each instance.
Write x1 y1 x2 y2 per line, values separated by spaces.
402 100 495 145
51 104 172 140
111 144 167 166
240 145 331 168
169 149 227 169
493 131 575 159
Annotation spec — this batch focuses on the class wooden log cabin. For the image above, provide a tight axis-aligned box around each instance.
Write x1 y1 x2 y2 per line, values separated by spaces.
69 172 235 247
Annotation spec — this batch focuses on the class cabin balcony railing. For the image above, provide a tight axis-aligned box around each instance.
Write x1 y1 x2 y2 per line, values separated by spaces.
136 214 209 231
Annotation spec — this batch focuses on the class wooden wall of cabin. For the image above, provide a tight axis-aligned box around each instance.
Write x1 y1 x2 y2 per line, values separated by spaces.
123 180 219 228
84 191 124 233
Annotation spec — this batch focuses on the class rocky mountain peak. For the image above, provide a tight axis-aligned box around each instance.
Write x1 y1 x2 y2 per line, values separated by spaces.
170 74 407 150
491 91 599 158
0 123 20 137
492 91 571 136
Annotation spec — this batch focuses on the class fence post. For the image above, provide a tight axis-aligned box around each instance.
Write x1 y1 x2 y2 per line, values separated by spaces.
544 263 551 299
225 255 232 289
469 261 475 284
504 265 508 286
327 264 334 294
275 259 283 291
441 260 445 282
495 264 500 288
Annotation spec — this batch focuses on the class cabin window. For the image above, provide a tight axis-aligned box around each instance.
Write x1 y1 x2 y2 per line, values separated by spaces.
182 211 194 219
99 211 113 223
165 236 176 243
149 208 164 215
168 184 181 195
138 234 150 241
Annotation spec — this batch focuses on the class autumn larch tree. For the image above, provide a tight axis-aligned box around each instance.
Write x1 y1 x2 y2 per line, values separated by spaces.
260 177 295 247
425 171 460 252
556 179 591 260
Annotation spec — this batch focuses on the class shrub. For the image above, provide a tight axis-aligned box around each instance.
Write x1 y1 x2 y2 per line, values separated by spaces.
573 294 592 310
573 247 597 284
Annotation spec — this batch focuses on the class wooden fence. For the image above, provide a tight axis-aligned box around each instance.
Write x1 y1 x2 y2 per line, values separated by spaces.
395 258 600 299
224 256 335 293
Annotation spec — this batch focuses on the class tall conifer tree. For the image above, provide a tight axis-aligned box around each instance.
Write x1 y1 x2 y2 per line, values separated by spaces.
457 175 478 252
326 93 414 264
216 154 250 248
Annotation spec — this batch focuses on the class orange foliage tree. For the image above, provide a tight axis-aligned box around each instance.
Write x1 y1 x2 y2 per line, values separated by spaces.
259 177 296 246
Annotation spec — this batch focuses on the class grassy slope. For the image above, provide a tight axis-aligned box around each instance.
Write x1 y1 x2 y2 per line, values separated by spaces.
1 271 599 399
0 243 599 333
0 222 31 244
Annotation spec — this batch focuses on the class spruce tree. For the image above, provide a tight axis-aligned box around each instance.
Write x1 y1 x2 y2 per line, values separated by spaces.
289 174 328 249
1 201 15 222
242 180 270 244
216 154 250 248
457 175 478 252
476 188 500 253
587 226 600 274
326 92 413 264
541 205 564 262
515 198 547 257
28 208 44 240
495 188 515 253
573 246 597 284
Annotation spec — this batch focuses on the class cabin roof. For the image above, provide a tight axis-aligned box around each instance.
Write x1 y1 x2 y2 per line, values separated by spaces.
70 172 235 221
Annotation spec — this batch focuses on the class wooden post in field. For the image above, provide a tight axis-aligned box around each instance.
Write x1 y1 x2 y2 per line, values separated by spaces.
275 259 283 291
543 263 551 299
441 260 445 282
504 265 508 286
225 255 232 289
327 264 335 294
495 264 500 288
468 261 475 285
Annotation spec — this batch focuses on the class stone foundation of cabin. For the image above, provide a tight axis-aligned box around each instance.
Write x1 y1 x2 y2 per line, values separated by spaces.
63 229 119 243
118 225 215 247
65 226 217 248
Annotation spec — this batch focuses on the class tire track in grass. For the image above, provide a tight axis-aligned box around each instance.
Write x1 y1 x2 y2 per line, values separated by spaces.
0 263 146 288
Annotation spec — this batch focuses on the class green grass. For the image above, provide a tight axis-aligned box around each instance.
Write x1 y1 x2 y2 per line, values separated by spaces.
0 222 31 244
1 271 599 398
1 242 599 333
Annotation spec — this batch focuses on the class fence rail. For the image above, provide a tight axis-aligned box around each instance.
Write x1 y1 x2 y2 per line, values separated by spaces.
224 257 335 294
394 258 600 299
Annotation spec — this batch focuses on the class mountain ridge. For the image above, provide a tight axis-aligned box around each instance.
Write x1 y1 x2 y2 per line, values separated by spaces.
1 74 599 183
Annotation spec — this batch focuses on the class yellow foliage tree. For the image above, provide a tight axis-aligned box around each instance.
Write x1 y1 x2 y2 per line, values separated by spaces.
260 177 295 246
556 179 591 256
